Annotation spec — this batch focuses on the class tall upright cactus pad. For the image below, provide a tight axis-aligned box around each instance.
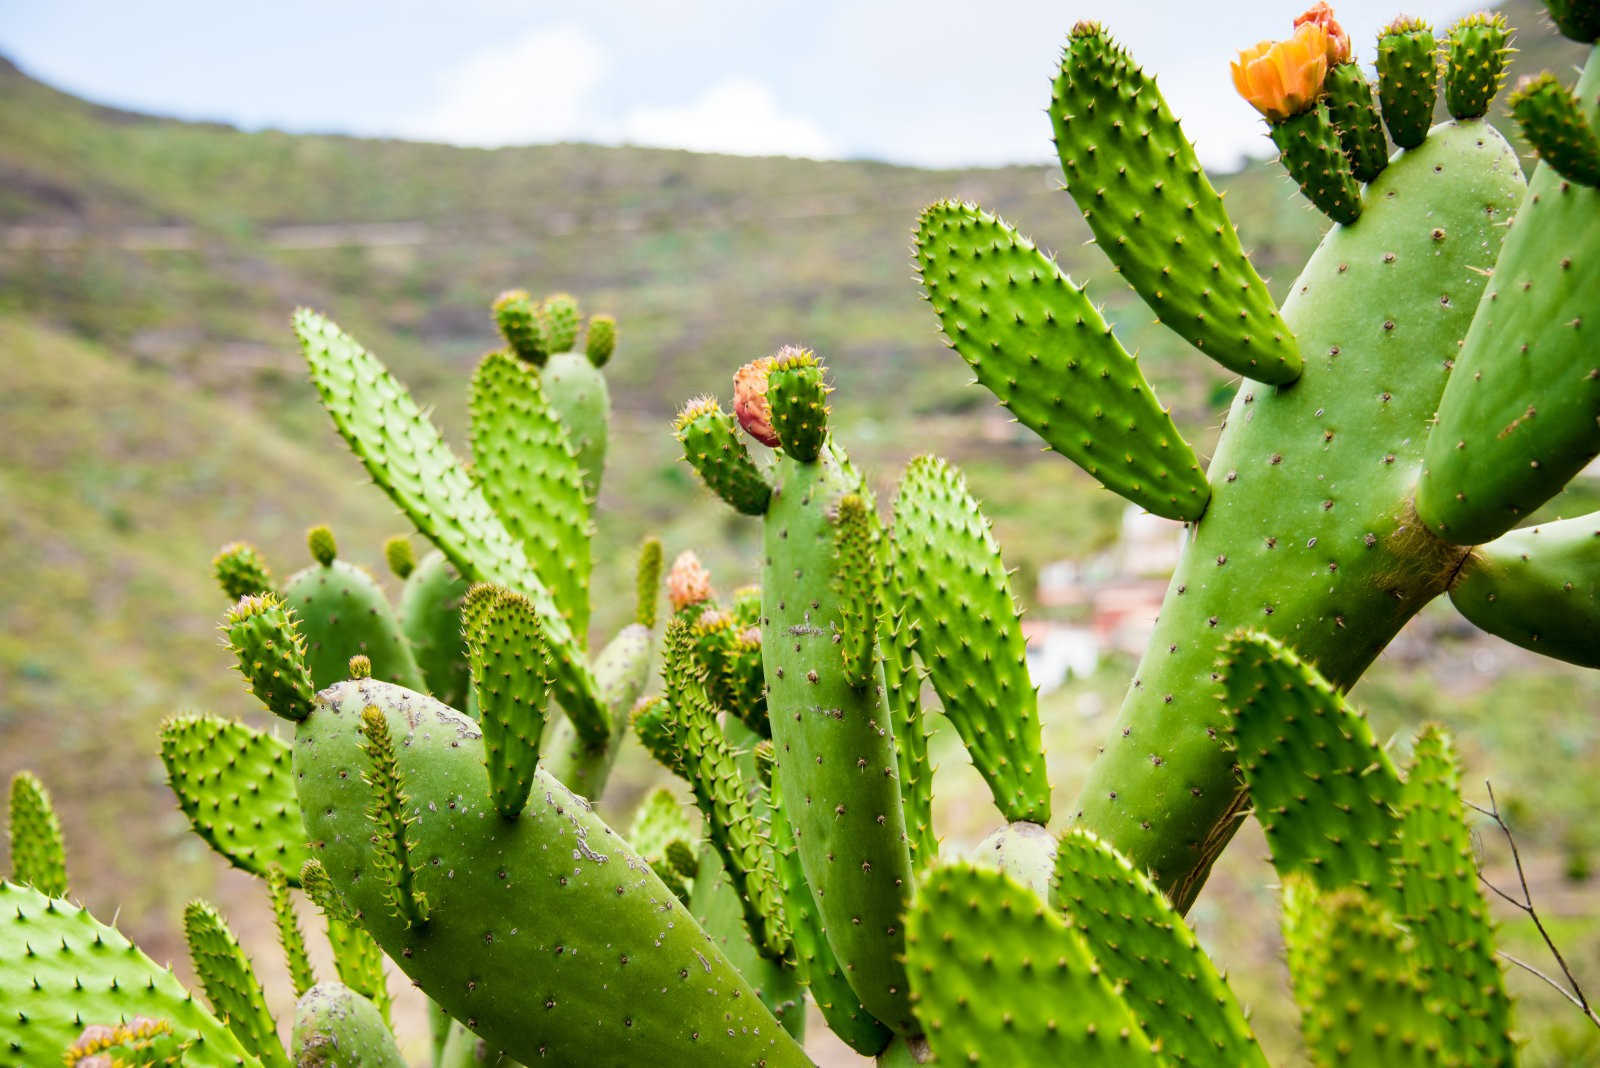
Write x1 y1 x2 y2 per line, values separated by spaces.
1418 54 1600 543
183 900 289 1068
891 455 1050 825
761 441 916 1034
294 679 808 1068
8 771 67 898
294 309 606 734
675 397 773 516
539 296 611 502
1376 18 1441 149
1051 22 1301 382
0 882 253 1067
397 550 471 709
291 983 405 1068
1448 511 1600 667
469 352 592 641
466 587 552 819
905 864 1163 1066
283 528 427 693
879 551 936 870
161 715 313 883
1051 830 1268 1067
913 202 1210 522
538 620 653 799
1281 878 1445 1067
1396 727 1514 1065
1220 632 1403 895
1069 121 1523 908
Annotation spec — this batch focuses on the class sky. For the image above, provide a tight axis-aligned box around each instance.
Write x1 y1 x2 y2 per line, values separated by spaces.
3 1 1487 171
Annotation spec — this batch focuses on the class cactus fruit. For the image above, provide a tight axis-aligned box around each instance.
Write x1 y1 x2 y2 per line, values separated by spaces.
1448 511 1600 667
1376 18 1441 149
8 770 67 898
1444 13 1514 120
1509 71 1600 187
0 881 252 1066
281 528 427 693
1417 53 1600 543
291 983 405 1068
161 715 312 883
291 679 809 1067
1056 22 1302 382
913 202 1210 521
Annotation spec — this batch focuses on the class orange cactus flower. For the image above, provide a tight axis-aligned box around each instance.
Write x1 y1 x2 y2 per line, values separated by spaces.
1294 3 1352 66
1231 22 1331 123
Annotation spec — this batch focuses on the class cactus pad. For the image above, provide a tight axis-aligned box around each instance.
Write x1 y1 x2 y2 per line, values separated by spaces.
8 771 67 898
183 900 288 1067
290 983 404 1068
1444 13 1513 120
675 396 773 515
1376 19 1441 149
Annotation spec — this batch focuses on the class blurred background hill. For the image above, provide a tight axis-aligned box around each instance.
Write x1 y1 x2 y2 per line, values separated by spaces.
1 0 1597 1062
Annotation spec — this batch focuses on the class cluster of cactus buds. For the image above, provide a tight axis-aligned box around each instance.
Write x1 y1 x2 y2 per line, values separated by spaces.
2 2 1595 1065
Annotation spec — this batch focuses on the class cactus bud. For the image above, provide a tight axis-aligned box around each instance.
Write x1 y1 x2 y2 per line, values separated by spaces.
1232 23 1331 122
306 524 338 567
636 536 664 628
667 551 714 612
348 654 372 679
493 289 547 365
382 535 416 579
585 314 616 367
732 355 780 447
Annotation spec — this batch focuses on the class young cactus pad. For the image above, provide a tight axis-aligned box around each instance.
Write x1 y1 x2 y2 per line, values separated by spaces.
291 983 405 1068
292 678 808 1067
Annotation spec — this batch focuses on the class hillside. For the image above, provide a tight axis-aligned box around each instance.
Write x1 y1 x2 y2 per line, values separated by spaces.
1 4 1597 1062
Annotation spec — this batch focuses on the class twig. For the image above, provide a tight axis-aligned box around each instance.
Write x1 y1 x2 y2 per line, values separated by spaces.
1499 952 1593 1017
1469 782 1600 1030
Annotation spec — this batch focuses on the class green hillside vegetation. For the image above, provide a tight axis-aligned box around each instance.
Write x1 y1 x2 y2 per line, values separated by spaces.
1 2 1597 1061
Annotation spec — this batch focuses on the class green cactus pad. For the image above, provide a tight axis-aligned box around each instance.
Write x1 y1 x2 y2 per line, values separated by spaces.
183 900 289 1067
1448 511 1600 667
688 845 806 1040
539 621 653 799
283 556 427 694
879 554 935 871
492 290 546 365
831 494 879 689
299 861 390 1024
1444 13 1512 120
1323 62 1389 183
469 351 593 641
161 715 313 883
635 537 663 628
691 608 769 737
213 542 276 601
1221 633 1403 896
538 351 609 503
1052 830 1267 1067
538 293 580 355
397 550 471 710
294 679 808 1067
675 396 773 515
8 771 67 898
223 594 318 723
1069 121 1523 907
1509 71 1600 188
290 983 404 1068
628 787 699 904
467 588 552 819
762 443 916 1033
914 202 1210 522
769 784 892 1055
654 619 791 960
1395 727 1514 1064
0 882 253 1067
1546 0 1600 42
585 314 616 368
266 867 316 997
892 455 1050 825
1417 57 1600 544
1377 19 1441 150
1281 878 1445 1067
1271 103 1363 225
906 863 1162 1066
1051 23 1299 382
766 349 828 463
294 309 605 736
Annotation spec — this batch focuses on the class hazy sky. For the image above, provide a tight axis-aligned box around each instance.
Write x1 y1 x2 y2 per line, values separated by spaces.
4 1 1488 170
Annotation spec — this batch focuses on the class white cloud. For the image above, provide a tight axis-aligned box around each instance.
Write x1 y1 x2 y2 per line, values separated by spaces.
620 79 836 158
400 24 605 146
